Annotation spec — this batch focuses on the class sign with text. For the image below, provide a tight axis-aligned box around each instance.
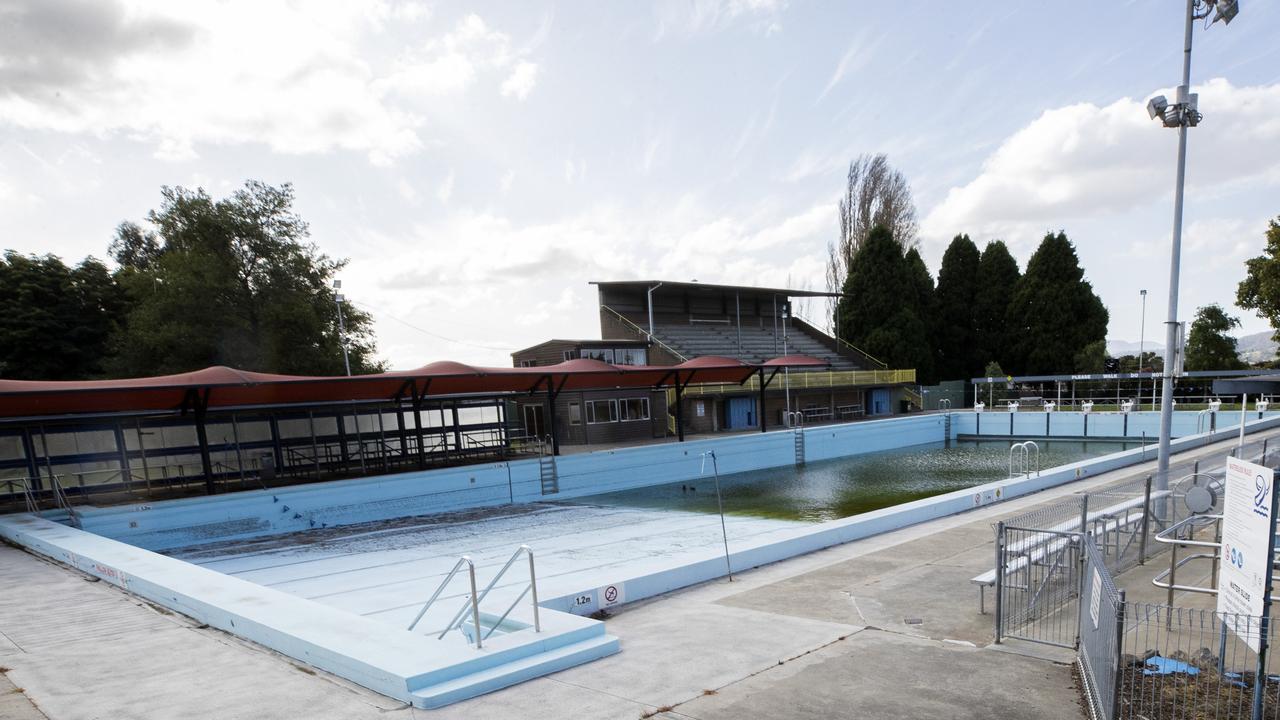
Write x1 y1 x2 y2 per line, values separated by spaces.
1217 457 1278 652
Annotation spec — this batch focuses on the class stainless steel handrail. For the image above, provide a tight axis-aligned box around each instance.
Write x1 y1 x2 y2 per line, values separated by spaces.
438 545 541 642
407 556 475 632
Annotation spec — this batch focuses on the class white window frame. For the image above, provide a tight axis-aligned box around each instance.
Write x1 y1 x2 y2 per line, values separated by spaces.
620 397 650 422
568 402 582 425
585 399 618 424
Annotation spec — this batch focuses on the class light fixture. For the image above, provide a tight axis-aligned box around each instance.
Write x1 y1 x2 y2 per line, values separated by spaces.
1146 95 1168 121
1213 0 1239 25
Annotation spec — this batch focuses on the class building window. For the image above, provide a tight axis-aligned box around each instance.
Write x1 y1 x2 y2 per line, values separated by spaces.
563 349 579 361
568 403 582 425
614 348 647 366
695 401 706 417
620 398 650 421
519 359 537 367
580 348 615 363
585 399 618 424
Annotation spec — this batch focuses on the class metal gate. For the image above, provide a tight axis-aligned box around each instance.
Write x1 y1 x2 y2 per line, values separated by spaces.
995 522 1083 648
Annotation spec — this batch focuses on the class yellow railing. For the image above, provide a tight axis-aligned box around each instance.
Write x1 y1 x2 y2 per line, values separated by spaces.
674 368 917 399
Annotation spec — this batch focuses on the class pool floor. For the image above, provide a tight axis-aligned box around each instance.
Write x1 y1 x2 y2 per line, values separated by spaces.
168 438 1135 636
169 501 805 637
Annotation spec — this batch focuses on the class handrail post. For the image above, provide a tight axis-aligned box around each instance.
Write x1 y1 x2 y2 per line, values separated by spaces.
527 546 541 632
1139 474 1152 564
467 559 482 650
994 521 1005 643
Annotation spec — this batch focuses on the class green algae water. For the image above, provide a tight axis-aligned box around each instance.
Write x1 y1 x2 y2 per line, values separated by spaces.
572 439 1139 523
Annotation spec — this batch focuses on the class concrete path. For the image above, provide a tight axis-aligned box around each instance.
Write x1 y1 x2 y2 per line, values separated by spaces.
2 430 1270 719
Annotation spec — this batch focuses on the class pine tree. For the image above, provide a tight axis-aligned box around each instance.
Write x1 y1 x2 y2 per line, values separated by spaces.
934 234 982 380
1006 231 1109 375
974 241 1020 372
835 226 934 381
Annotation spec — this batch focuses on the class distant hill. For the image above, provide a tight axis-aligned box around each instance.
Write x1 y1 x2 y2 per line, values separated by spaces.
1237 330 1277 363
1107 330 1277 364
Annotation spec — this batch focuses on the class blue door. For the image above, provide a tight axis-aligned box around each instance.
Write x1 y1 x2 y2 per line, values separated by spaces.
870 389 891 415
726 397 756 429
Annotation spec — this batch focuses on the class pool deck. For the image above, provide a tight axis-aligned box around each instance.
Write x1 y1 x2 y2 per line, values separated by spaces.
4 429 1271 719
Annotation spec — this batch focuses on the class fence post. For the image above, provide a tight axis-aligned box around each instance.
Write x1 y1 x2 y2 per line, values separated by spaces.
1111 590 1126 720
994 521 1005 643
1079 495 1090 538
1139 474 1152 564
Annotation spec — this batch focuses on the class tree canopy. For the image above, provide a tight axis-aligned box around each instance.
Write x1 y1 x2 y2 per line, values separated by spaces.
974 241 1021 372
933 234 982 381
1006 231 1109 375
109 181 382 376
0 252 125 379
1237 217 1280 357
1184 304 1245 371
0 180 383 380
835 226 935 382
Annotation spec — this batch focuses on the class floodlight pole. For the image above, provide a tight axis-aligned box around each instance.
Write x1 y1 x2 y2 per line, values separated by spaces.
1139 289 1148 409
334 280 352 377
1155 0 1198 494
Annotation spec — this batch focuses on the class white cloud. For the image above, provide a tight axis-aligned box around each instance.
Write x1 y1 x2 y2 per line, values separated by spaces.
437 171 455 203
500 170 516 192
652 0 787 39
920 79 1280 251
0 2 541 165
500 61 539 100
818 30 881 102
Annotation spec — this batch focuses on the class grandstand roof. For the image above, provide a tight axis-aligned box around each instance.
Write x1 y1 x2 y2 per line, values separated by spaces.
0 355 829 419
590 279 841 298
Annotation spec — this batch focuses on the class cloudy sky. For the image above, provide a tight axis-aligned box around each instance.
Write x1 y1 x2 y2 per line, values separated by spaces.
2 0 1279 369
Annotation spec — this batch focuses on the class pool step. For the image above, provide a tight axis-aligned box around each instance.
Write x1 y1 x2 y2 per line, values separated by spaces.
539 455 559 494
408 633 619 708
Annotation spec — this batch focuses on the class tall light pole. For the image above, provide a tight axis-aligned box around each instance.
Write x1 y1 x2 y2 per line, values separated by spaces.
334 279 351 376
1138 289 1148 409
1152 0 1238 493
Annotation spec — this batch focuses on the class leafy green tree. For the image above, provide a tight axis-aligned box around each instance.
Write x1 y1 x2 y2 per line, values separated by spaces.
1184 304 1245 370
0 252 126 379
109 181 383 376
1072 339 1108 374
835 226 934 381
1006 232 1108 375
974 241 1021 372
1237 217 1280 358
933 234 982 380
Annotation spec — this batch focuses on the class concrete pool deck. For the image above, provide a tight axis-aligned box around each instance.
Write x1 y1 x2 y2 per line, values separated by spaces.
3 428 1272 719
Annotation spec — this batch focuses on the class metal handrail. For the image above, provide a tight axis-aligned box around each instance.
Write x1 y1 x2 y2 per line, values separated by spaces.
792 313 888 369
598 304 688 362
1008 441 1040 478
438 545 541 642
407 555 476 632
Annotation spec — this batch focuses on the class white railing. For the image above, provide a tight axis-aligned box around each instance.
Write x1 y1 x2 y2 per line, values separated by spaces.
1008 441 1040 479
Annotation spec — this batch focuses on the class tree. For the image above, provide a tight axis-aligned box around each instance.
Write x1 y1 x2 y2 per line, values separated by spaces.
933 234 982 380
974 241 1021 372
1237 217 1280 358
109 181 383 377
825 154 918 325
1072 340 1108 374
835 226 934 381
1006 231 1109 375
1184 304 1245 370
0 252 126 379
903 247 937 383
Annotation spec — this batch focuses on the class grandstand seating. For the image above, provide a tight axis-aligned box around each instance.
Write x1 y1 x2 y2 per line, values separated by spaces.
652 322 864 370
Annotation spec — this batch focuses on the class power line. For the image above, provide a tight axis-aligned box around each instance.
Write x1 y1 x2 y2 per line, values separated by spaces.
351 299 512 353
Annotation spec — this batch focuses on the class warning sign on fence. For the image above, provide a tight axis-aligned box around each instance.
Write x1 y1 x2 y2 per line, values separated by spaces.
1216 456 1278 652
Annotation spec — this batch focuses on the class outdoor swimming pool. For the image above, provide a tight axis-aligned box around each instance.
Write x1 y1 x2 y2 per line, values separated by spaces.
575 438 1141 522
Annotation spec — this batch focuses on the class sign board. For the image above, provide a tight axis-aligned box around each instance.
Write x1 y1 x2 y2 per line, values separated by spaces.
1217 457 1278 652
599 582 625 609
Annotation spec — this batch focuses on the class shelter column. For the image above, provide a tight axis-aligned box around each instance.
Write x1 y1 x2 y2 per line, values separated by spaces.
675 384 685 442
759 368 768 433
192 389 215 495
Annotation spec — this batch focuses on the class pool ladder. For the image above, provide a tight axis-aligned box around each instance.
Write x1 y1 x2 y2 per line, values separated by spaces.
537 435 559 495
1008 441 1040 479
407 544 542 650
793 428 806 467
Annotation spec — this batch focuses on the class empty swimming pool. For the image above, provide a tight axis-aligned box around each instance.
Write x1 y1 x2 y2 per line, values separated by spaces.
573 438 1140 522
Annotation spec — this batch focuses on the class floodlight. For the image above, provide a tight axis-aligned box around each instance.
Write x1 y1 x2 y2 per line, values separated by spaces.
1212 0 1239 25
1147 96 1168 120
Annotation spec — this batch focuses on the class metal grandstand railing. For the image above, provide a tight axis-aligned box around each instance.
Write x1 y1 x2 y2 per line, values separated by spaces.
675 369 917 399
598 305 688 362
792 314 888 370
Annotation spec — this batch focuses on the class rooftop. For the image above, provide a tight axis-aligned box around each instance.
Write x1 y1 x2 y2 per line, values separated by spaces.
590 279 841 298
